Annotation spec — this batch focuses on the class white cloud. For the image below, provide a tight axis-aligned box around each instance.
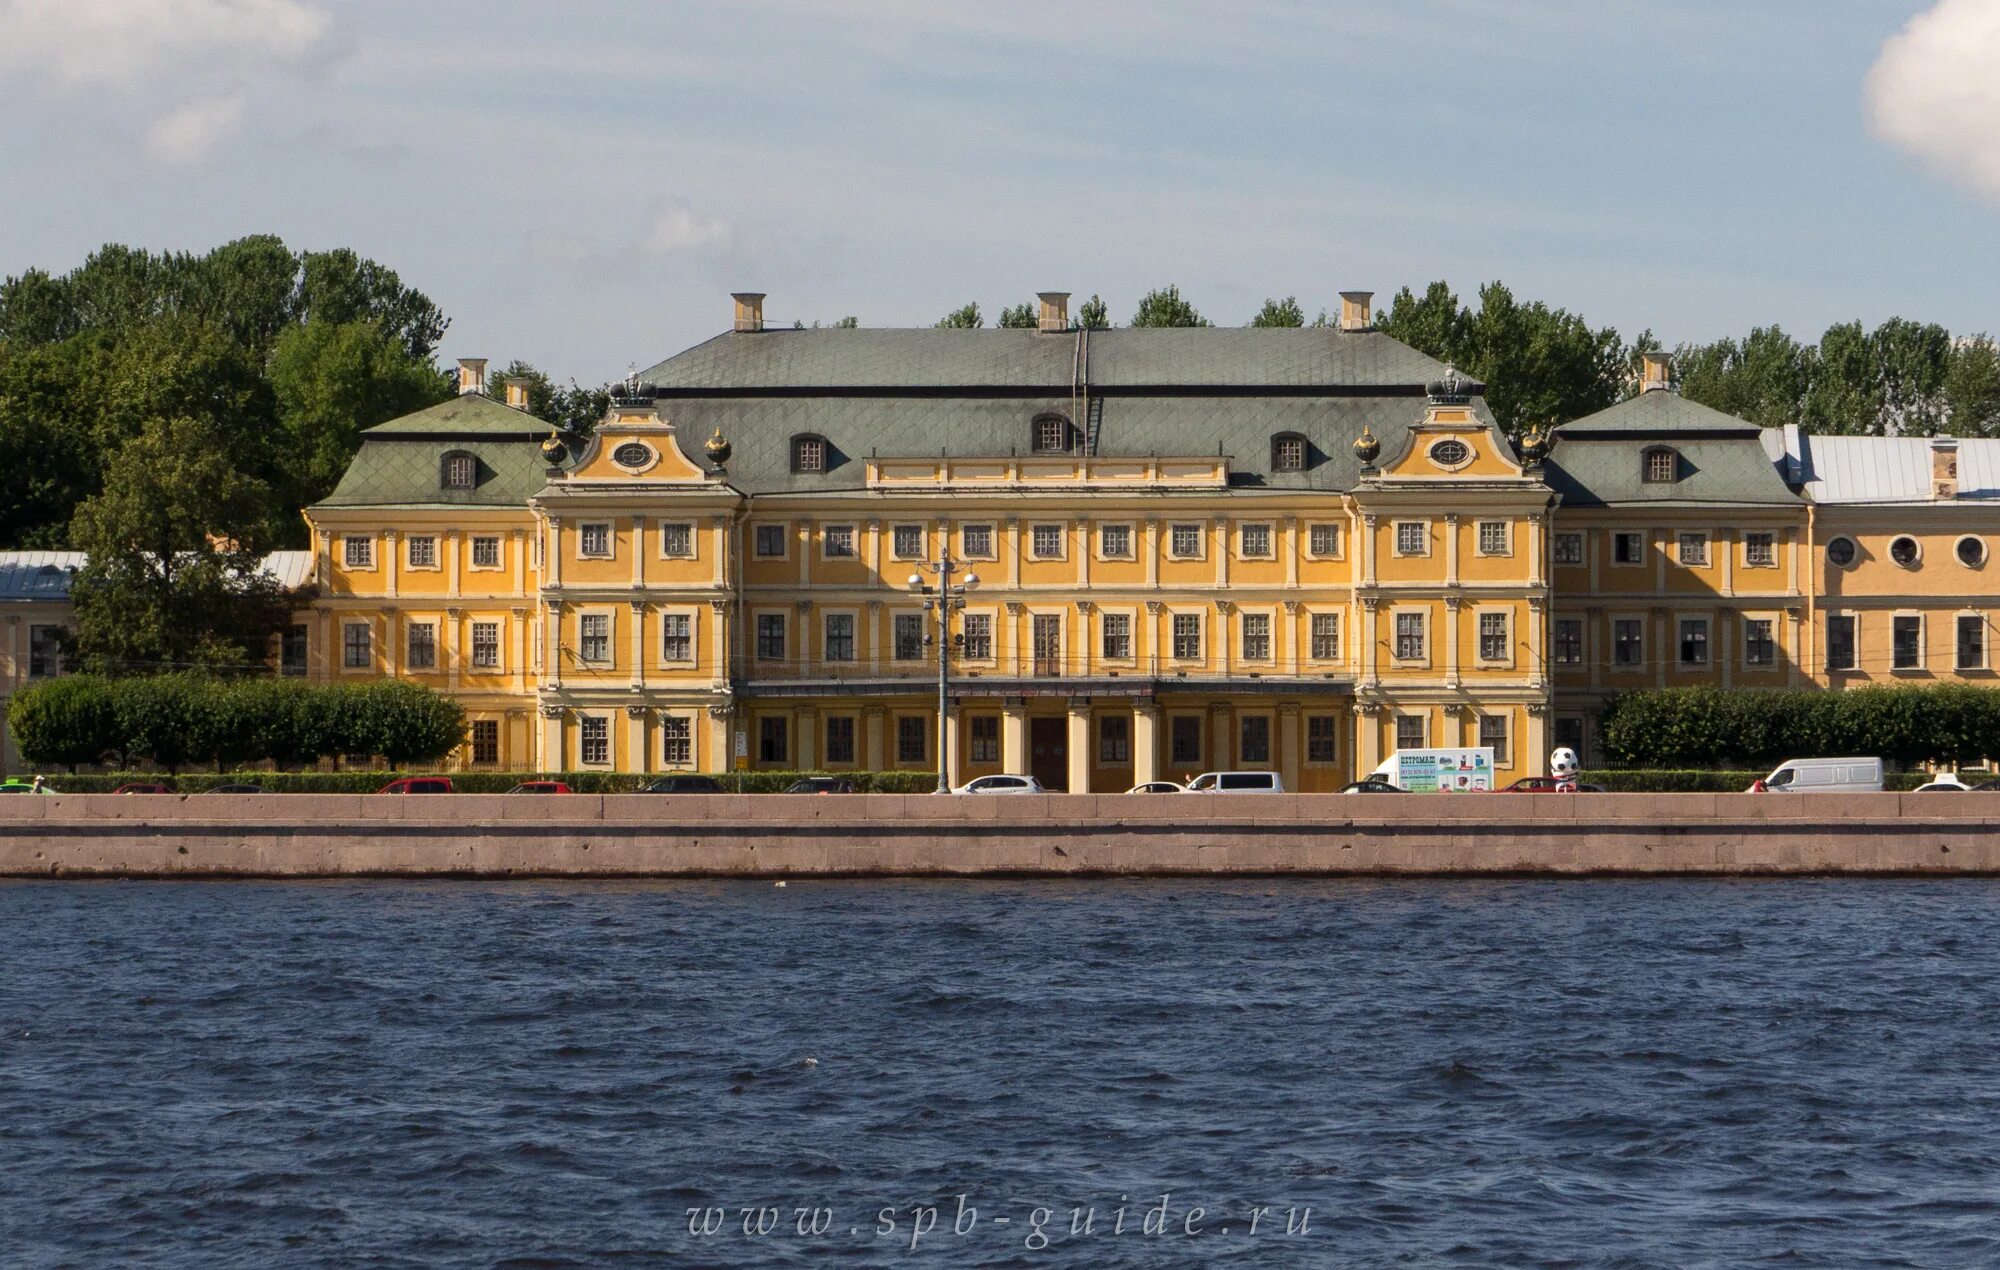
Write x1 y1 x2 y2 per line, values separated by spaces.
642 204 734 255
0 0 331 86
144 93 245 163
1864 0 2000 201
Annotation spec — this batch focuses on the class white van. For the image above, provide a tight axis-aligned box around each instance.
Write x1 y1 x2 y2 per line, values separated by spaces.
1368 748 1498 793
1183 771 1286 794
1755 757 1884 793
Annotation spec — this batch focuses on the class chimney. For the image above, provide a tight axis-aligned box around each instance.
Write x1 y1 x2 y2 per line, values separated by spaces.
1932 435 1959 500
1640 352 1672 393
456 357 488 396
499 375 531 410
732 292 766 333
1036 291 1070 332
1338 290 1373 332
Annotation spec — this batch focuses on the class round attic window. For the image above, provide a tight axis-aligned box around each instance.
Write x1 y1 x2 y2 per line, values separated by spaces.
1889 535 1921 568
1826 537 1856 568
612 442 654 470
1428 438 1471 469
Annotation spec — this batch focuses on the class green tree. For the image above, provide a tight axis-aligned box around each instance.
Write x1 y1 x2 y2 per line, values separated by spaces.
1377 281 1469 362
1250 296 1305 328
1075 294 1110 329
269 321 453 510
1129 285 1210 328
935 302 983 329
1945 336 2000 436
484 358 612 437
997 302 1039 329
6 674 118 772
1675 326 1809 429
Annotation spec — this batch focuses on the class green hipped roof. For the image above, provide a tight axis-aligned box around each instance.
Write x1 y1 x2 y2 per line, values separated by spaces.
315 392 550 509
1553 388 1762 438
1544 391 1796 507
361 392 552 438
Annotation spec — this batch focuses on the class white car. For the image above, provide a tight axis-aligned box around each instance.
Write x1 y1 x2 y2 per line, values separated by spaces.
950 774 1048 795
1124 780 1185 794
1912 772 1970 792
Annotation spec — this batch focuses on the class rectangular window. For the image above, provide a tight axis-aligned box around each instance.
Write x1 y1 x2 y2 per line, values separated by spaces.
758 716 789 764
1677 532 1709 566
823 525 856 558
1099 524 1132 558
661 717 692 765
1613 532 1645 565
1394 611 1425 661
822 613 855 662
472 621 500 668
661 613 693 663
343 623 372 669
406 622 437 670
28 624 64 678
407 535 437 568
1745 618 1776 667
1554 618 1583 665
894 613 926 661
1032 613 1062 675
1959 615 1985 670
1099 715 1131 764
756 614 787 662
1239 716 1271 764
1395 522 1427 556
578 613 611 663
1479 712 1511 765
961 524 994 558
1477 521 1508 556
1239 523 1273 558
1306 715 1337 764
1396 714 1426 752
1310 612 1340 661
1275 436 1306 470
969 717 999 763
961 613 992 661
471 535 501 569
471 719 499 765
1308 523 1341 557
897 716 927 764
660 522 694 558
892 524 924 560
281 624 308 676
343 536 373 569
579 522 611 557
754 524 787 558
1678 617 1709 666
825 716 856 765
1745 532 1776 567
1101 612 1132 660
1170 523 1203 558
1891 616 1919 670
1171 613 1202 660
795 436 826 473
1030 524 1065 559
1613 619 1643 667
579 716 609 766
1827 614 1857 672
1170 716 1202 766
1241 612 1272 660
1553 533 1584 566
1478 611 1508 662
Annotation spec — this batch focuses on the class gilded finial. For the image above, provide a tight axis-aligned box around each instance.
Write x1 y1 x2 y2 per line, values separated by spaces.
1353 424 1380 468
704 424 732 469
539 429 567 465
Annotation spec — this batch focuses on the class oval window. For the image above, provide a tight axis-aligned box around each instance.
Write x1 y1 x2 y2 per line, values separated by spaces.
1958 536 1986 567
1826 537 1856 567
1889 535 1921 568
1429 438 1470 468
612 442 653 469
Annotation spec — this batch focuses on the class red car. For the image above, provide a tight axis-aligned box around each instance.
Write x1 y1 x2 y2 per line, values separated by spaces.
376 777 454 794
1494 777 1607 793
506 781 572 794
113 782 174 794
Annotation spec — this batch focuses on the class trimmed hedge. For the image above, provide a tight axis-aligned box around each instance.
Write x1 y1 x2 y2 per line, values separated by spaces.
23 769 945 794
1600 685 2000 769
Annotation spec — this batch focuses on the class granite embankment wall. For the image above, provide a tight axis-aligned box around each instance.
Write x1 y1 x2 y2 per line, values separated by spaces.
4 793 1998 877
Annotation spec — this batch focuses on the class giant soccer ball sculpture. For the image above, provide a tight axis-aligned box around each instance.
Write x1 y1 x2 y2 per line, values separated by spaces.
1549 746 1580 793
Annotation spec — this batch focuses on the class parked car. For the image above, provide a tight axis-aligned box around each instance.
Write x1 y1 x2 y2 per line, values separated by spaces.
1340 777 1403 794
376 777 454 794
0 778 49 794
506 781 572 794
1912 773 1970 793
1494 777 1608 793
783 776 858 794
639 775 725 794
113 782 174 794
204 783 266 794
950 774 1047 795
1750 757 1885 793
1183 771 1286 794
1124 780 1185 794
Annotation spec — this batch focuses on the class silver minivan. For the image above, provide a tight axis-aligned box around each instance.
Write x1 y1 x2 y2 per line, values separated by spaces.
1755 757 1885 793
1183 771 1286 794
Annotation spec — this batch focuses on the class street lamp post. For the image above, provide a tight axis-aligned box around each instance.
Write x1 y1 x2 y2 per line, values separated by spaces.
908 554 980 794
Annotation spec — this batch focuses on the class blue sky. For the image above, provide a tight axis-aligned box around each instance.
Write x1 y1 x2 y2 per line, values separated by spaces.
1 0 1995 382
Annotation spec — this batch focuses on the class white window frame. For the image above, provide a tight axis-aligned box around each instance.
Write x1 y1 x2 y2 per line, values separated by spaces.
1825 611 1859 673
821 524 858 560
1308 611 1340 662
1239 609 1274 662
1304 713 1339 766
342 536 375 570
1893 610 1925 672
1029 523 1066 561
890 523 925 561
1743 613 1778 669
577 609 614 665
1306 522 1342 559
1168 609 1204 662
1552 617 1584 666
1676 531 1710 567
577 521 613 559
820 609 858 664
1392 609 1428 665
1099 608 1136 663
1611 531 1647 568
1611 613 1646 668
753 610 788 663
341 621 373 672
1393 520 1429 558
1743 531 1778 569
1097 522 1135 560
1168 523 1205 560
959 609 997 663
753 523 789 560
659 521 696 560
1552 532 1584 566
1237 712 1274 766
1478 711 1512 765
1676 614 1711 667
471 619 501 670
1395 713 1427 752
1475 608 1511 666
1958 611 1987 671
660 714 694 767
960 523 996 560
469 535 502 571
891 609 927 662
1238 522 1275 560
405 619 439 670
1475 520 1510 557
577 714 611 767
659 607 696 665
405 534 439 570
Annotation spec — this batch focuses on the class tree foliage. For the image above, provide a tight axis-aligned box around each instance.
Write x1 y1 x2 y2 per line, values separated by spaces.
269 321 452 507
1250 296 1305 328
1075 294 1110 329
935 302 983 329
997 302 1039 329
1129 285 1210 328
484 359 612 437
1599 684 2000 769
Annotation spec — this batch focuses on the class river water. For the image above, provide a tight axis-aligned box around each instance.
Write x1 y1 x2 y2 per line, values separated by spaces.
3 878 1996 1267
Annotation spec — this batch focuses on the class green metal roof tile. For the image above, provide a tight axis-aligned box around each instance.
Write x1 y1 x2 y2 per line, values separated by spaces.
362 392 551 438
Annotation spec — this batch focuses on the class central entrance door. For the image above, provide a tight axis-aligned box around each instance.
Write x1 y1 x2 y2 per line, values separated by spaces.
1030 717 1067 791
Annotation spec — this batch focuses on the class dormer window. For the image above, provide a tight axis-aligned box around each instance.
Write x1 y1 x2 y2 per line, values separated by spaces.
441 451 477 490
1032 413 1074 454
1272 433 1308 471
1643 447 1679 484
791 434 828 474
